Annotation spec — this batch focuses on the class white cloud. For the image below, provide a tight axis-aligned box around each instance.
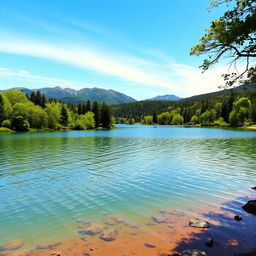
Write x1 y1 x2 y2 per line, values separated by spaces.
0 67 94 89
0 33 237 97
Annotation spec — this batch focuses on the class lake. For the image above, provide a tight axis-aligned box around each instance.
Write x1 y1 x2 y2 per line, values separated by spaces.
0 125 256 255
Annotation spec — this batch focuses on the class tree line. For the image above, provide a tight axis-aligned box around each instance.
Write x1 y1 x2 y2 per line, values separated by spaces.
113 88 256 127
0 90 114 132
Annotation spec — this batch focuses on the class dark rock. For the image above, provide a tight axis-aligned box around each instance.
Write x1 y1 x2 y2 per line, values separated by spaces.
100 228 118 241
189 219 209 228
234 215 242 221
51 252 61 256
144 243 156 248
242 200 256 215
251 186 256 191
205 238 214 247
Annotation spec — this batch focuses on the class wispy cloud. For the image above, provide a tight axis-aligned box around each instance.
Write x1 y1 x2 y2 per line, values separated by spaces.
0 32 232 97
0 67 94 89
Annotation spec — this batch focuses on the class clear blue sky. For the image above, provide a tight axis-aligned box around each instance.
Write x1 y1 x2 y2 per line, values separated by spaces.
0 0 228 100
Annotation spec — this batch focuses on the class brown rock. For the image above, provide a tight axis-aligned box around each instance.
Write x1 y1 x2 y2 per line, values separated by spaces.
1 239 25 250
36 240 62 250
100 228 118 241
81 223 106 235
104 215 124 225
152 215 168 223
51 252 61 256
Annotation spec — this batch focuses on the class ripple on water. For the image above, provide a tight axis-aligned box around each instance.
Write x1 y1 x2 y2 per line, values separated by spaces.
0 126 256 247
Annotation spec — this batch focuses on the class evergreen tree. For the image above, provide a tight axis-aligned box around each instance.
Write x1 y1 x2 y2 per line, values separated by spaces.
101 103 112 128
30 91 36 104
82 104 87 114
41 94 46 108
92 101 100 128
60 106 69 126
35 91 42 106
0 94 5 124
153 112 158 124
85 100 91 112
77 104 82 115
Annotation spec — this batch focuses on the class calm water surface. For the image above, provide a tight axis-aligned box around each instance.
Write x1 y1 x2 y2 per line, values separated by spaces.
0 125 256 247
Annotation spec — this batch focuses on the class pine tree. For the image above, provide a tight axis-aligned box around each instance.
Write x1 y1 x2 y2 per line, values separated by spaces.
153 112 157 124
0 94 5 124
92 101 100 128
101 103 112 128
35 91 42 106
85 100 91 112
77 104 82 115
60 106 69 126
30 91 36 104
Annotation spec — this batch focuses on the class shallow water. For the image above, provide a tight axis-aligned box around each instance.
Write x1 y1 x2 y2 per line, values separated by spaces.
0 125 256 252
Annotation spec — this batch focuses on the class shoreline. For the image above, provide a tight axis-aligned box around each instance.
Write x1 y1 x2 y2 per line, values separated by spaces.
1 193 256 256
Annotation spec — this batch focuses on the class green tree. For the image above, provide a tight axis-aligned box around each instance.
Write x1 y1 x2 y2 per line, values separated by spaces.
101 103 112 128
171 114 184 125
191 0 256 87
60 105 69 126
85 100 91 112
0 94 5 124
11 103 30 131
157 112 171 125
4 90 28 105
92 101 101 128
229 97 252 126
153 112 158 124
191 115 199 124
142 115 153 125
80 111 95 129
45 102 61 129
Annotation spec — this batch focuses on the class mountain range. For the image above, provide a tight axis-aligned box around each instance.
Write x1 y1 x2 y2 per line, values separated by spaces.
146 94 182 101
1 87 136 105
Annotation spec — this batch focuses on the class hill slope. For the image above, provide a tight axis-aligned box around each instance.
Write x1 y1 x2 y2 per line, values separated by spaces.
1 87 136 105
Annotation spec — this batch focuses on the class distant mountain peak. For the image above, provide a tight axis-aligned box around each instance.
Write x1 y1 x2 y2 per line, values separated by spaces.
146 94 182 101
2 86 136 105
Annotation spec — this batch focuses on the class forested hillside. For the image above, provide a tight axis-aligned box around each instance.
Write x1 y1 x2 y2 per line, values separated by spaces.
112 85 256 127
0 90 114 132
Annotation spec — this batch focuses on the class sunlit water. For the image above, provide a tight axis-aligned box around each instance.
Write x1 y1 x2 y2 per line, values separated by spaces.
0 125 256 248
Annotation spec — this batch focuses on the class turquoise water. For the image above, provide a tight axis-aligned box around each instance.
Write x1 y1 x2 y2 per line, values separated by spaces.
0 125 256 247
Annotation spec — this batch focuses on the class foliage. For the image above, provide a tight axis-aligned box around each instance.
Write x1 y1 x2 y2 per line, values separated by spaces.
172 114 184 125
4 90 28 105
142 115 153 125
191 0 256 87
0 127 14 134
229 97 252 126
101 103 112 128
1 119 12 129
0 94 5 124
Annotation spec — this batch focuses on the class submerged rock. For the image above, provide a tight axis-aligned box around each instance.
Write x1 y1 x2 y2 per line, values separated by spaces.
189 219 209 228
104 215 124 225
181 250 207 256
36 240 62 250
100 228 118 241
205 238 214 247
251 186 256 191
234 215 242 221
51 252 61 256
77 219 91 225
242 200 256 215
152 215 168 223
80 223 106 235
144 243 157 248
0 239 25 250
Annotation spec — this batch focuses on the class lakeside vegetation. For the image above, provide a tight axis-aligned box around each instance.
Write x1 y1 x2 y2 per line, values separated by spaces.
0 90 114 133
113 86 256 127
